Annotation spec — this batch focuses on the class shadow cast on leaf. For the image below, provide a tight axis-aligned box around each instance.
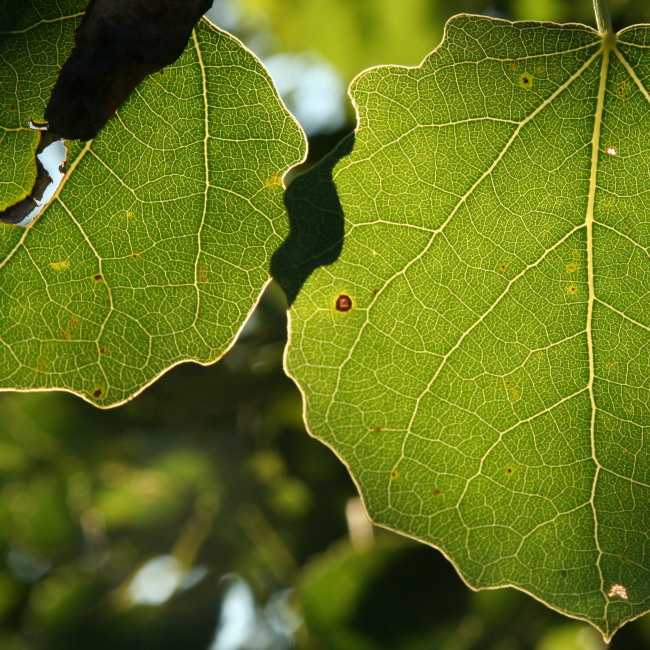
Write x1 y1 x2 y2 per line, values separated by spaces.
271 133 354 305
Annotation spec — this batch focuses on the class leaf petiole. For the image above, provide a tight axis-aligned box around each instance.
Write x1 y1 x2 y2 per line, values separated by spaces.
592 0 614 39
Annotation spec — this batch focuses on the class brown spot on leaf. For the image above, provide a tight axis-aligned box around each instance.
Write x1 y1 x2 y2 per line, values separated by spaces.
433 489 441 496
99 346 106 354
335 294 352 312
93 388 103 398
93 274 103 281
616 80 632 100
518 72 533 89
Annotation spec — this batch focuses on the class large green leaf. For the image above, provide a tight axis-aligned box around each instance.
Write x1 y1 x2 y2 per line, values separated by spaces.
284 15 649 640
0 1 305 406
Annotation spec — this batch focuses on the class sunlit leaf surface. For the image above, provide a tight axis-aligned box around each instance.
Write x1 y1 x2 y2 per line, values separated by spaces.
285 15 649 639
0 0 305 406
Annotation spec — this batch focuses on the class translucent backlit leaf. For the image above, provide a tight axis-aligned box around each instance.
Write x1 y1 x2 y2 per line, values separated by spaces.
284 16 649 640
0 0 305 406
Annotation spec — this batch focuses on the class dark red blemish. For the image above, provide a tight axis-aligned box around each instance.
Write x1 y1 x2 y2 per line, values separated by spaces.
93 274 103 281
433 489 441 496
622 449 629 454
373 427 381 433
335 294 352 312
93 388 103 398
506 467 513 474
99 346 106 354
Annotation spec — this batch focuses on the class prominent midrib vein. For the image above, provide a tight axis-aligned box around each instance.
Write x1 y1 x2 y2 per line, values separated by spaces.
191 29 209 331
586 41 611 602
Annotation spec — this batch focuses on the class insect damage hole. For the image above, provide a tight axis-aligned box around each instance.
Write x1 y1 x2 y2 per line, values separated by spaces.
607 584 628 599
335 294 352 312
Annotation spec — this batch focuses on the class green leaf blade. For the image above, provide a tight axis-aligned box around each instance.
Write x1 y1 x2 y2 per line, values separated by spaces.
286 15 649 639
0 3 306 405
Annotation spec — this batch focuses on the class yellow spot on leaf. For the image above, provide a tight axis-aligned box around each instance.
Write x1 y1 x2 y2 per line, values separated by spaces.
565 284 578 295
50 261 70 272
509 388 521 402
264 172 283 189
566 263 579 273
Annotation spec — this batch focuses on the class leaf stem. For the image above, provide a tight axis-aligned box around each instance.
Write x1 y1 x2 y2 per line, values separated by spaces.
592 0 614 38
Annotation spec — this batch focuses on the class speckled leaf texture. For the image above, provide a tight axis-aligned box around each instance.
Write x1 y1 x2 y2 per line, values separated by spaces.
0 1 305 406
285 16 649 640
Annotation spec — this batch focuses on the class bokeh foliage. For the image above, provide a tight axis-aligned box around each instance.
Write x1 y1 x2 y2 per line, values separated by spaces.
0 0 649 648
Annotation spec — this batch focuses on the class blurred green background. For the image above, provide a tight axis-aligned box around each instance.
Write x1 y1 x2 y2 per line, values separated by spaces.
1 1 650 648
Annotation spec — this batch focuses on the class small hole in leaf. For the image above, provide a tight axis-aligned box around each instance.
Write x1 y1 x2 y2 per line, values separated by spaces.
93 388 103 398
607 584 628 599
336 294 352 312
